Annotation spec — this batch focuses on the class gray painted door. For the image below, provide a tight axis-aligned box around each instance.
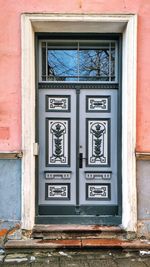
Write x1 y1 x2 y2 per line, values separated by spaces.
38 86 119 223
79 89 117 206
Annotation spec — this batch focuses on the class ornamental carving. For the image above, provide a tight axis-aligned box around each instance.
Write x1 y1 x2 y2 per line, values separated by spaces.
87 119 109 166
47 119 70 166
86 184 110 200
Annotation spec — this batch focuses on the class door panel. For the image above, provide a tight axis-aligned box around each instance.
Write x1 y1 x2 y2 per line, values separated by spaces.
38 89 76 206
79 89 117 206
38 86 119 221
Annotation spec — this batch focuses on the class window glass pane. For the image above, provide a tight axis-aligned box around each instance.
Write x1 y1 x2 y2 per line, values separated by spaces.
47 50 78 81
79 49 109 81
41 41 117 82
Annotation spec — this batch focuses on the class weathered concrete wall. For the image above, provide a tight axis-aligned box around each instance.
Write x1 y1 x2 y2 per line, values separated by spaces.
0 160 21 221
137 160 150 238
137 161 150 220
0 160 21 244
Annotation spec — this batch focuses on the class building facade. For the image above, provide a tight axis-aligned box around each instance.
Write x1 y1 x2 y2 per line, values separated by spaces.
0 0 150 246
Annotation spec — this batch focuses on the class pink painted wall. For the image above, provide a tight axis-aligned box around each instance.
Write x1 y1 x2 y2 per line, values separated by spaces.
0 0 149 151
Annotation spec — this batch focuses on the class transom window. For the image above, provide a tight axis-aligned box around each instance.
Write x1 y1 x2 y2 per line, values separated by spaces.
39 41 117 82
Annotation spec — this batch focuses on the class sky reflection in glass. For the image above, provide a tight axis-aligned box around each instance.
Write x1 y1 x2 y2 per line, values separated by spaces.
41 42 116 82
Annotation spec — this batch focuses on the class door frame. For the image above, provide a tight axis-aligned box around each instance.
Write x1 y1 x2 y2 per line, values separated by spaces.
21 13 137 231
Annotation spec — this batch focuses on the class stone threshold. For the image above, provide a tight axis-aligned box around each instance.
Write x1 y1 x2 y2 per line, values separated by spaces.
32 225 128 240
33 225 123 233
5 238 150 249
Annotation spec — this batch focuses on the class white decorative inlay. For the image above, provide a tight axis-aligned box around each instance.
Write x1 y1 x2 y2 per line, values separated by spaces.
87 119 109 166
87 184 110 200
47 95 70 111
47 119 70 166
45 172 71 179
85 172 111 180
47 184 70 200
87 96 110 112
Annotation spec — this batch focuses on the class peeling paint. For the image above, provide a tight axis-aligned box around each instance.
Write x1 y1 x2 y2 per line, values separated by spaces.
8 225 20 236
137 220 150 239
0 229 8 237
0 222 21 248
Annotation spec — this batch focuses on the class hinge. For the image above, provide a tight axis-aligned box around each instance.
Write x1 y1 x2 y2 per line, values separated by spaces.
33 143 39 156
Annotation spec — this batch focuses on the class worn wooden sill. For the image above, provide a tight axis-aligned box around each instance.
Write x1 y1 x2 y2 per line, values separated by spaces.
0 151 23 159
136 152 150 160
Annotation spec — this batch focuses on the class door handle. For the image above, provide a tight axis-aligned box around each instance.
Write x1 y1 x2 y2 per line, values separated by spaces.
79 153 83 168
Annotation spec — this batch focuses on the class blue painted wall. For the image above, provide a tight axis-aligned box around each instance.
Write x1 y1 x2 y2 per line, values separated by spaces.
0 160 21 221
0 159 150 239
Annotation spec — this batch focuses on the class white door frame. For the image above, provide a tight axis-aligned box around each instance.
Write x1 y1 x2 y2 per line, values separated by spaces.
21 13 137 231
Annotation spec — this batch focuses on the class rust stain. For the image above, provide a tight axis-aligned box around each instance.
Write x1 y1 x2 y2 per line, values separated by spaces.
82 238 123 247
8 224 20 236
37 239 81 247
0 224 20 238
0 228 8 237
8 228 17 236
81 238 150 249
5 238 150 250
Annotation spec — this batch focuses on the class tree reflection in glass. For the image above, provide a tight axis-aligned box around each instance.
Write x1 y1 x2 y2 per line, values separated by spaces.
47 50 78 81
41 42 116 82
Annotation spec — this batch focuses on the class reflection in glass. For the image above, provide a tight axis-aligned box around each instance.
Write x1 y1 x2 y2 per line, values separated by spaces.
41 42 116 82
47 50 78 81
79 49 109 81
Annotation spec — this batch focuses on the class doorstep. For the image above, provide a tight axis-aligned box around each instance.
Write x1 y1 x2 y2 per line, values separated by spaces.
31 224 126 240
5 225 150 250
5 238 150 250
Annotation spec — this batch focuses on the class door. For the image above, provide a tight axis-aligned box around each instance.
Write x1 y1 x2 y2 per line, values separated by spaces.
37 85 120 224
36 36 121 224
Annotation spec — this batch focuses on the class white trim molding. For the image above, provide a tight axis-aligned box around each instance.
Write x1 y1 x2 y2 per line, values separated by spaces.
21 13 137 231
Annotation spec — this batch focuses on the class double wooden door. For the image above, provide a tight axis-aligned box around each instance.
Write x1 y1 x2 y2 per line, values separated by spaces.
37 84 120 224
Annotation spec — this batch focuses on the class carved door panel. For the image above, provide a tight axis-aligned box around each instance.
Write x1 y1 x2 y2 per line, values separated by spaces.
37 86 120 224
79 89 118 216
38 89 76 211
